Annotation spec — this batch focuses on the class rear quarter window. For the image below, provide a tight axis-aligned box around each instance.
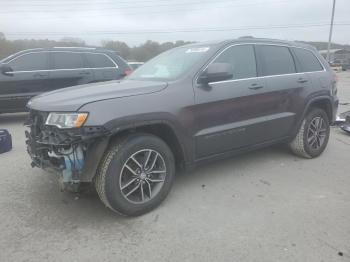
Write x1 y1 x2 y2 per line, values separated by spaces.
293 48 324 72
85 53 116 68
258 45 296 76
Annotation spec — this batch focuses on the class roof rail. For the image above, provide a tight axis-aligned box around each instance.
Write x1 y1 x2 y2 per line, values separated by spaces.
19 48 43 52
238 36 255 39
53 46 96 50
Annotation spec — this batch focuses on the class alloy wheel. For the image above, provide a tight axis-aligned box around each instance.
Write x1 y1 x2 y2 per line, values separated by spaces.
119 149 167 204
307 116 327 150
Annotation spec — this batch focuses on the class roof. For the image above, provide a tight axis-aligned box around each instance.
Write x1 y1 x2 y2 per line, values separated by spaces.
180 38 317 51
0 47 121 63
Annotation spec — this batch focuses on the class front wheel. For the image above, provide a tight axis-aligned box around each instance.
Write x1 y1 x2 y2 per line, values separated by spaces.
289 108 330 158
95 133 175 216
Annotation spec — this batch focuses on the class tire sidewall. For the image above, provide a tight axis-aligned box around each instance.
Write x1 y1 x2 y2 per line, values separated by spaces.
104 134 175 216
303 108 330 158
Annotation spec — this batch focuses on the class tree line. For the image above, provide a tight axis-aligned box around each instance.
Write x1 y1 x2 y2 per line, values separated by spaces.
0 32 192 62
1 32 349 62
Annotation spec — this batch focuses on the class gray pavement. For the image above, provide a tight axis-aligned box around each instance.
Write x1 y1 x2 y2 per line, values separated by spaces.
0 72 349 262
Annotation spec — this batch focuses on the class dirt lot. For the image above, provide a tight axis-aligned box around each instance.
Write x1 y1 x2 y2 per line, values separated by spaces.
0 72 349 262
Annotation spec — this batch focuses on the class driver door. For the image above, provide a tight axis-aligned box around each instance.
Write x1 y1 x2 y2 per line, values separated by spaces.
193 44 267 158
0 52 50 112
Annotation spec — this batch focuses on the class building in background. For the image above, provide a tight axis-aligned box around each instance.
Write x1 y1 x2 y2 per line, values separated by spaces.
319 49 350 70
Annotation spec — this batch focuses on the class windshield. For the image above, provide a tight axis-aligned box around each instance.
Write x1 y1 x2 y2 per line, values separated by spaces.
128 46 210 81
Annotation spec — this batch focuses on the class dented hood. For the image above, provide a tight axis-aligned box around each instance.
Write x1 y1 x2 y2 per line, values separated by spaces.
28 79 167 112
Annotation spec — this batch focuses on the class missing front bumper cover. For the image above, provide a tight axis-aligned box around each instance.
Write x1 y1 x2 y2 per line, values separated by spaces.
25 112 109 188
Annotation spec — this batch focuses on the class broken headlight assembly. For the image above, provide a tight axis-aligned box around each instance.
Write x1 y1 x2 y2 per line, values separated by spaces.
45 112 88 129
26 110 110 191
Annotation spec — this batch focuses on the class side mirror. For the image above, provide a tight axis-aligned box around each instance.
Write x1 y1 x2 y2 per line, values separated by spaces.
198 62 233 84
0 65 14 76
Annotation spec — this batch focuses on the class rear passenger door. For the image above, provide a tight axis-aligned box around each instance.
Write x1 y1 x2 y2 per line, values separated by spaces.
255 45 310 138
292 47 326 95
49 52 94 91
85 53 120 82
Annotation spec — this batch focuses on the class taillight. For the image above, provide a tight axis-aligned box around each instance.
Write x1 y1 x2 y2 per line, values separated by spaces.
124 68 132 76
332 71 338 83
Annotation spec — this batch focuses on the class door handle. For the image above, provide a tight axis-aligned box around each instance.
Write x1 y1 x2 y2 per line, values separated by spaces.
297 78 308 83
249 83 264 90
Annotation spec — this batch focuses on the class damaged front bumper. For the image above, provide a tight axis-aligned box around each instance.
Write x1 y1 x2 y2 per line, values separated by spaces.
335 110 350 134
25 110 110 191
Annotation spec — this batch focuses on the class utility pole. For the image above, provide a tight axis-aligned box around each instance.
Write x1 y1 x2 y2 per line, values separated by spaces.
326 0 336 62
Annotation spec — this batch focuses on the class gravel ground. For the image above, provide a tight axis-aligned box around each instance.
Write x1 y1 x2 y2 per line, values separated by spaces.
0 72 349 262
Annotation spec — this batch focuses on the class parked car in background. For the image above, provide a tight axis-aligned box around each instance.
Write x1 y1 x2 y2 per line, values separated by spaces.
0 47 132 113
128 61 144 70
341 63 350 71
26 38 338 216
320 49 350 71
329 62 343 72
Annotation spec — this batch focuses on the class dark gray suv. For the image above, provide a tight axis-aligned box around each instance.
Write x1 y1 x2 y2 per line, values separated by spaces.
25 38 338 216
0 47 131 113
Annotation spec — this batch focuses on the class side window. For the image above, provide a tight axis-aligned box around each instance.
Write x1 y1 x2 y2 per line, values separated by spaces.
85 53 116 68
259 45 296 76
214 45 257 79
293 48 323 72
52 52 85 69
8 52 48 71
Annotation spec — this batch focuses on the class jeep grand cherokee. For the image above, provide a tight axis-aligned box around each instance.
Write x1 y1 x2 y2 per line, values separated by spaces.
25 38 338 216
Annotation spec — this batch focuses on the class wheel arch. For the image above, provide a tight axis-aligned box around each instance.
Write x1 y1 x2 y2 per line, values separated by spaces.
292 96 333 138
82 118 191 183
307 97 333 122
105 111 195 166
108 121 189 171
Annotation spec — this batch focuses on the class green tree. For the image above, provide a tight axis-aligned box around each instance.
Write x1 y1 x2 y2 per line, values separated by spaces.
102 40 130 59
60 37 86 46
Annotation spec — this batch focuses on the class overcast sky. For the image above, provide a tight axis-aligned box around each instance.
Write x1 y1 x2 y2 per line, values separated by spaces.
0 0 349 46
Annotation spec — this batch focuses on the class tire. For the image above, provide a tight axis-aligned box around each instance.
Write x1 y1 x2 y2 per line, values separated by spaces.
94 133 175 216
289 108 330 158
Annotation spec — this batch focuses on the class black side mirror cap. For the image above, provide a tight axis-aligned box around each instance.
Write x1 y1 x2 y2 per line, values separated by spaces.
198 62 233 84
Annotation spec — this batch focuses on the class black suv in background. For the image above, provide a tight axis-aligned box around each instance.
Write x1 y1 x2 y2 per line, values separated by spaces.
0 47 131 113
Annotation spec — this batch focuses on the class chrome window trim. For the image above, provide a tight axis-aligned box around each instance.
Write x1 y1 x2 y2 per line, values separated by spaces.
4 51 49 72
209 71 324 85
1 48 43 62
10 67 118 74
196 42 326 85
5 50 119 70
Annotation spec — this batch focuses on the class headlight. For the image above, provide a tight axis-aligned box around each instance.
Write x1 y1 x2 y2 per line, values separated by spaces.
45 112 88 129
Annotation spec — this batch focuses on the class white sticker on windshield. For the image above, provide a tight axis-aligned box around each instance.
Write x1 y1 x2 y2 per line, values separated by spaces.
185 47 210 53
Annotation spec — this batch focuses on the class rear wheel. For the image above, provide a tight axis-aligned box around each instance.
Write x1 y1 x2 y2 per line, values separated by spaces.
289 108 330 158
95 133 175 216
